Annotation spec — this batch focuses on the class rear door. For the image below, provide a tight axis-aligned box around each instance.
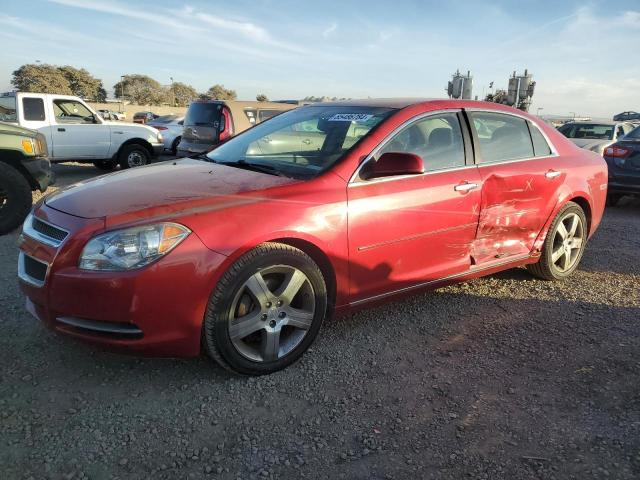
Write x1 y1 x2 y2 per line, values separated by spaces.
182 102 222 151
49 97 110 159
347 111 482 302
467 110 561 264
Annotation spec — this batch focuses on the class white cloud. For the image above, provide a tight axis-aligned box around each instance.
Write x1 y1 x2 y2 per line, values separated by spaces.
322 22 337 37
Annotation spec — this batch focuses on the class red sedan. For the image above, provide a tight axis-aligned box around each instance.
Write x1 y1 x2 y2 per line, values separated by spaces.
18 99 607 375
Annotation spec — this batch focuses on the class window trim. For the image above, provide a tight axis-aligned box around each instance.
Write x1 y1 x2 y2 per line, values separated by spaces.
463 108 558 166
349 109 473 185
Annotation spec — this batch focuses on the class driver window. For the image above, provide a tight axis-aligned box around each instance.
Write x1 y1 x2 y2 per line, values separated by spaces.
53 99 95 124
377 112 465 171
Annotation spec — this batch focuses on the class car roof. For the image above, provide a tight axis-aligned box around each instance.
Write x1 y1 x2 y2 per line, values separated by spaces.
313 98 436 108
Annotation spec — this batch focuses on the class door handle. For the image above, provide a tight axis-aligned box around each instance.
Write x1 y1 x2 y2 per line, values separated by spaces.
454 182 479 192
302 139 312 145
545 170 561 179
57 128 66 132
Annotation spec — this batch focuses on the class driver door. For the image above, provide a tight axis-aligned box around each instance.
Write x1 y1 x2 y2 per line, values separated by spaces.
50 97 111 159
347 111 481 303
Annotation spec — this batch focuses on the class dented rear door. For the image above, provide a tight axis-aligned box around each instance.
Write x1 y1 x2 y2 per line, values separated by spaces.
466 111 562 264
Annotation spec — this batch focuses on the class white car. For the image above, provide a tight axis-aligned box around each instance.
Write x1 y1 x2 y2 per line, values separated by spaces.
147 115 184 155
97 109 126 121
0 92 163 170
558 120 636 155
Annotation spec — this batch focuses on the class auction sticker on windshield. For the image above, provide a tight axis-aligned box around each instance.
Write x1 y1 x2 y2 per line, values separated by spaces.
327 113 373 122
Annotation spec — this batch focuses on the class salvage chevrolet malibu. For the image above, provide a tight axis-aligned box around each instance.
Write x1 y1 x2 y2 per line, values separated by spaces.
18 99 607 375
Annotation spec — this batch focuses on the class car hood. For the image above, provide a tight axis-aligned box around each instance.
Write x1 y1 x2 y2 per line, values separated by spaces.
44 159 299 221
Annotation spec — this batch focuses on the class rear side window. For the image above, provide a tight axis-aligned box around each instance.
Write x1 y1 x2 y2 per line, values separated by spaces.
470 112 534 164
184 103 222 126
528 123 553 156
22 98 45 121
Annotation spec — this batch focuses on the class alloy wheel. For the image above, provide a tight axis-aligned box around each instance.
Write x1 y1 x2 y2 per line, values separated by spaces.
551 212 584 272
228 265 315 362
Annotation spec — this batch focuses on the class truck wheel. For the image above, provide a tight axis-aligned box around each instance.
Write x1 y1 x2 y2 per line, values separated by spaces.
0 162 33 235
118 144 150 169
93 160 118 171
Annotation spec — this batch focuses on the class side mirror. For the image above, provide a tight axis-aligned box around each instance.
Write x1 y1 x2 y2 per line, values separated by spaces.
369 152 424 179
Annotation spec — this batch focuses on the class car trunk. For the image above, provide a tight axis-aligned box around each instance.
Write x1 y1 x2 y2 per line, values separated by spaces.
608 140 640 184
182 102 223 149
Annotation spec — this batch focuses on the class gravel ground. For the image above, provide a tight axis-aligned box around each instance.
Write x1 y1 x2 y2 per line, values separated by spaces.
1 163 639 479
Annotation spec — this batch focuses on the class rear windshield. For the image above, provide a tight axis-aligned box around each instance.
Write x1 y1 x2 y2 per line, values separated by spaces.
0 95 17 122
150 115 179 124
624 125 640 139
185 103 222 126
559 123 614 140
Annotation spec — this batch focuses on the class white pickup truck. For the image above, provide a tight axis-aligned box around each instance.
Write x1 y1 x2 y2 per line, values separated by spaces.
0 92 164 170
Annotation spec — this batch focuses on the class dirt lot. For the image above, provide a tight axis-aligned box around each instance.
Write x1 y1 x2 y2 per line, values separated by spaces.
1 163 639 479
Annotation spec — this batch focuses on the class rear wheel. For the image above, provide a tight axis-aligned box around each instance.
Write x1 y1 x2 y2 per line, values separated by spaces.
118 144 150 169
171 136 181 156
203 242 327 375
0 162 32 235
527 201 587 281
92 159 118 171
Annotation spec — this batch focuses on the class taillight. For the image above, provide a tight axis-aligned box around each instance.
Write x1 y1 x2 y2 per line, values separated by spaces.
604 145 631 167
604 146 630 158
152 126 168 131
219 107 233 141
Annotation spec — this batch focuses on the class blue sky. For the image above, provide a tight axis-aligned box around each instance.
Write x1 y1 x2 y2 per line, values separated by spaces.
1 0 639 117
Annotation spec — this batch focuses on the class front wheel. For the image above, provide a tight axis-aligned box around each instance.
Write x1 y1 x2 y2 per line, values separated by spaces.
526 201 587 281
203 242 327 375
93 159 118 171
0 162 33 235
118 144 150 169
171 136 181 156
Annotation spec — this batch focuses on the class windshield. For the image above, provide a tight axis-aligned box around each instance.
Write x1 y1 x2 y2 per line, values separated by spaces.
185 102 222 126
559 123 614 140
206 105 394 178
0 95 17 122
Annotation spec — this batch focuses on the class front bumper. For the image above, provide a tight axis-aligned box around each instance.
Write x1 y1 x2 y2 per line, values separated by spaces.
22 156 53 192
151 142 164 157
18 205 228 357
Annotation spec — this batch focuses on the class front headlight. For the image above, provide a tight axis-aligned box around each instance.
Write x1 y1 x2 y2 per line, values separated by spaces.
79 223 190 271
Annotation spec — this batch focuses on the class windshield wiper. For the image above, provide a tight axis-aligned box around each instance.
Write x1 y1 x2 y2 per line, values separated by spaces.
219 160 286 177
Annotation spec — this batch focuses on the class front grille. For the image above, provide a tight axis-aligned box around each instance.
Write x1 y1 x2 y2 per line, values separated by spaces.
24 255 48 281
32 217 68 242
18 253 49 287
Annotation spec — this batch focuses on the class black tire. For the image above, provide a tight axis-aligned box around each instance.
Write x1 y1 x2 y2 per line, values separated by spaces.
171 136 181 156
606 193 622 207
203 242 327 375
92 159 118 171
527 201 587 281
118 144 150 169
0 162 33 235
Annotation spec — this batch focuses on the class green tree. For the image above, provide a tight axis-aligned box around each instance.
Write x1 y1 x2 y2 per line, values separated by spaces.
205 84 237 100
168 82 198 107
113 74 166 106
11 64 73 95
256 93 269 102
59 65 106 101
